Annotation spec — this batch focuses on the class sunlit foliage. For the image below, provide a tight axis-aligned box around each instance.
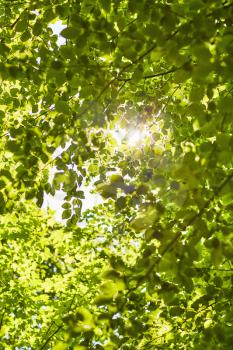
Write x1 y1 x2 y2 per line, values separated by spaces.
1 0 233 349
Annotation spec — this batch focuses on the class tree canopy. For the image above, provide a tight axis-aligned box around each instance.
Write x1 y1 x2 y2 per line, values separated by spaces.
1 0 233 349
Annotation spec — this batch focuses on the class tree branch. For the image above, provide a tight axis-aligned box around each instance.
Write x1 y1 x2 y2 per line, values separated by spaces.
74 28 179 120
144 67 179 79
0 308 6 330
39 324 63 350
134 170 233 289
117 66 180 83
141 296 231 349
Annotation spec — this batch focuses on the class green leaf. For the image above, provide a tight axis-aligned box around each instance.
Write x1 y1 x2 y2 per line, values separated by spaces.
15 18 28 32
60 27 79 39
211 246 223 266
99 0 111 12
62 209 72 219
6 140 18 152
62 202 71 209
204 319 212 329
96 183 117 198
55 101 70 114
21 30 31 42
60 46 75 59
33 20 43 35
53 342 68 350
131 207 158 231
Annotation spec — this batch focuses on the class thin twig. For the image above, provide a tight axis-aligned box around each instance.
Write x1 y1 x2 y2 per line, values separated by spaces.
39 324 63 350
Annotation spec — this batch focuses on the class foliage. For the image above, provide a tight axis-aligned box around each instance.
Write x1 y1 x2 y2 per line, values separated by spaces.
0 0 233 349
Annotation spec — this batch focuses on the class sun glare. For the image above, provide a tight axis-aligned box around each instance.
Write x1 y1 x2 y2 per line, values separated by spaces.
111 126 151 148
127 128 150 147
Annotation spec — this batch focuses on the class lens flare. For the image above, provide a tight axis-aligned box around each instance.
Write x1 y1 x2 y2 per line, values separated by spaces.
111 126 151 148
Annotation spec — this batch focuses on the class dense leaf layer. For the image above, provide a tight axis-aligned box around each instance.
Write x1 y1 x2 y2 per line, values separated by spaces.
0 0 233 349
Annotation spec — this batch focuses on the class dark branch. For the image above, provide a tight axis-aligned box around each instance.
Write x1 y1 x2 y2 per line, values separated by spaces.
39 324 63 350
118 67 180 83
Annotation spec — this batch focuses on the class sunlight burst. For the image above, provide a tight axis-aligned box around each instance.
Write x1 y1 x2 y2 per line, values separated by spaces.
111 126 151 148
